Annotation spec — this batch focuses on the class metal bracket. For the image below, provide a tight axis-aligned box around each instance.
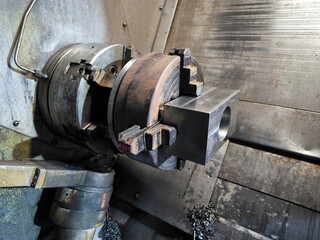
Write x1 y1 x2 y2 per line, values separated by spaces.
118 123 177 155
0 159 114 189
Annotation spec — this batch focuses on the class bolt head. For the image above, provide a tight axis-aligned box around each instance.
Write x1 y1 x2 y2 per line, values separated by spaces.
133 192 140 200
13 120 19 127
123 22 127 27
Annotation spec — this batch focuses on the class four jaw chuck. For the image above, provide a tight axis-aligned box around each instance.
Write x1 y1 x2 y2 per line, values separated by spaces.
37 43 240 170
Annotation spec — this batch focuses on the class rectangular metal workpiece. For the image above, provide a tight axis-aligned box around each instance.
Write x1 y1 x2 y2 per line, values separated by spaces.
163 87 239 165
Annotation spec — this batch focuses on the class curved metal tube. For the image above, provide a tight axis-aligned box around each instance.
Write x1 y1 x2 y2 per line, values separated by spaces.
14 0 37 75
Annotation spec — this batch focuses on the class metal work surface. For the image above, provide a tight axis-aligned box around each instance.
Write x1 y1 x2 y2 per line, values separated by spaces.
219 143 320 212
234 101 320 159
113 141 229 234
166 0 320 159
114 142 320 239
211 179 320 240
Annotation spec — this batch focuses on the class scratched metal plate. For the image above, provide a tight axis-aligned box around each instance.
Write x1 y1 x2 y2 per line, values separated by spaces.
233 101 320 159
166 0 320 158
211 179 320 240
219 143 320 212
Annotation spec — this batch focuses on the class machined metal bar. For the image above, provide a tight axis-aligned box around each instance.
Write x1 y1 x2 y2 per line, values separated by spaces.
0 160 85 188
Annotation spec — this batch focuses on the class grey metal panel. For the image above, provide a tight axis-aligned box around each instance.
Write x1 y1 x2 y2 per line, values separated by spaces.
234 101 320 159
0 0 165 137
214 217 271 240
211 179 320 240
113 141 229 234
165 0 320 157
166 0 320 112
219 143 320 211
152 0 179 53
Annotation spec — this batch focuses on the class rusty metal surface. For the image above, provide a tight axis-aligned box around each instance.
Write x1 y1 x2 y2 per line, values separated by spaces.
54 188 111 212
50 202 107 230
50 170 114 238
219 143 320 212
211 179 320 240
114 53 180 131
165 0 320 159
113 53 181 169
113 141 229 234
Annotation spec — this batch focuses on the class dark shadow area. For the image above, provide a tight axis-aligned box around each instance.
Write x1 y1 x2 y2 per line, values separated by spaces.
111 196 192 240
230 137 320 165
34 188 57 238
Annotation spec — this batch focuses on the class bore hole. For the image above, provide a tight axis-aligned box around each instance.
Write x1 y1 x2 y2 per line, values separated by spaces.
109 65 118 75
218 107 231 142
90 46 95 49
78 68 84 74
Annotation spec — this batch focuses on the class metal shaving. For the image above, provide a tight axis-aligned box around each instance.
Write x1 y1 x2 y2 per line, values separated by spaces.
187 203 218 240
98 216 121 240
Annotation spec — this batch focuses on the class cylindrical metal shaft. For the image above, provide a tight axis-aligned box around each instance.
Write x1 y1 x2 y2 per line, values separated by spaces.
49 170 114 240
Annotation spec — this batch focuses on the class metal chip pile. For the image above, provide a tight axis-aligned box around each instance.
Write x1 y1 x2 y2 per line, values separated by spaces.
98 216 121 240
187 203 219 240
